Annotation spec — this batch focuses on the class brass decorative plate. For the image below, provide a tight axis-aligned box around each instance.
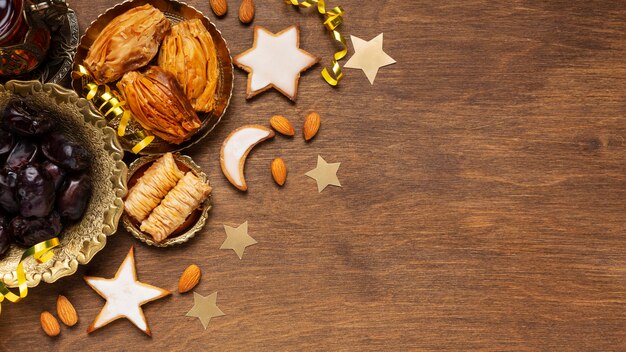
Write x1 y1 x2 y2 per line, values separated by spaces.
72 0 234 155
0 80 127 288
122 153 212 247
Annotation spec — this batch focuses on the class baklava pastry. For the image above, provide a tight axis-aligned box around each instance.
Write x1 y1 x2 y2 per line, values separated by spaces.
158 19 219 112
140 172 212 242
124 152 184 222
84 4 171 84
117 66 202 144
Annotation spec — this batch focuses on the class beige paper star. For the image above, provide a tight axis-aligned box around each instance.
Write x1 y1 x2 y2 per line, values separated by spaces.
344 33 396 84
305 155 342 193
186 292 225 329
84 247 171 336
220 221 257 259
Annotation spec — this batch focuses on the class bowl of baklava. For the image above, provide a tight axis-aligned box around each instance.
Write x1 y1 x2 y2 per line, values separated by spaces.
72 0 234 154
122 152 212 247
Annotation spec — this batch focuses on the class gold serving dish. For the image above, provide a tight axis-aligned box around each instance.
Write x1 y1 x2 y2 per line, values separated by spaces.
71 0 234 155
0 80 127 287
122 153 211 247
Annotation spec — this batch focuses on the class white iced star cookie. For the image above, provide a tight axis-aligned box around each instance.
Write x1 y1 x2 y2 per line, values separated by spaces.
234 25 320 101
84 247 171 336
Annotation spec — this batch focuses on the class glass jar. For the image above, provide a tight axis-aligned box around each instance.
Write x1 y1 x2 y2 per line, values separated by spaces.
0 0 27 46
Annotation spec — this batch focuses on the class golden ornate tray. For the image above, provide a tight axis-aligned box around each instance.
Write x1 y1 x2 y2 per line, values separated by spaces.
0 80 127 288
122 153 212 247
71 0 234 155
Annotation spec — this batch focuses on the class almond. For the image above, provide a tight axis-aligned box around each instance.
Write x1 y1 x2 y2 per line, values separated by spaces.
56 295 78 327
239 0 255 24
303 112 321 141
271 158 287 186
210 0 228 17
40 311 60 337
178 264 201 293
269 115 295 137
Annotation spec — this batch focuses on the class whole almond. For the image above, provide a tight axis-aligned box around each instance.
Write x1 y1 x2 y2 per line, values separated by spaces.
210 0 228 17
303 112 321 141
56 295 78 327
239 0 255 24
271 158 287 186
270 115 295 136
178 264 202 293
40 311 60 337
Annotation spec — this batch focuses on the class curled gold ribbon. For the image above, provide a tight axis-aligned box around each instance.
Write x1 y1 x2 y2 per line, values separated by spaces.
73 65 152 153
132 135 155 154
0 237 60 315
284 0 347 86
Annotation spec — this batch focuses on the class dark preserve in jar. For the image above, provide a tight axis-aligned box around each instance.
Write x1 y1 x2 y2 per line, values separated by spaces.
0 0 26 46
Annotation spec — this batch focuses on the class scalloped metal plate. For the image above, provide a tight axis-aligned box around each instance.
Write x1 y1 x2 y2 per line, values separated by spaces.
0 80 127 288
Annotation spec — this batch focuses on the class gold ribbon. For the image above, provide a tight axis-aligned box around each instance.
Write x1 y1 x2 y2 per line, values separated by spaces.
73 65 152 153
0 237 60 315
284 0 347 86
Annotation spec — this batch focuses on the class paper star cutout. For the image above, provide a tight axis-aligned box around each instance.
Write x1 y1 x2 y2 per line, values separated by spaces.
344 33 396 84
233 25 320 101
220 221 257 259
84 247 171 336
305 155 342 193
186 292 225 329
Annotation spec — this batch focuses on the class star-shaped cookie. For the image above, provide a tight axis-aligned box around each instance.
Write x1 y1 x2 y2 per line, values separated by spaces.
186 292 225 329
233 25 320 101
84 247 171 336
305 155 342 193
344 33 396 84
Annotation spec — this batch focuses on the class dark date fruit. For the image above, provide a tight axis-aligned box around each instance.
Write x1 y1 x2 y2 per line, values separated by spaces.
9 212 61 247
41 133 90 171
5 139 37 171
57 173 92 221
17 164 55 217
0 214 9 255
0 129 13 157
0 169 18 213
42 160 66 190
3 100 54 136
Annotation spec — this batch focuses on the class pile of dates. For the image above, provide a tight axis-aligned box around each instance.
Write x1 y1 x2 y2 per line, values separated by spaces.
0 100 92 256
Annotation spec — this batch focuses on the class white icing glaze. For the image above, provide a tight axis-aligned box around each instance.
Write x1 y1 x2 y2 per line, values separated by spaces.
223 127 271 187
236 26 317 98
86 251 168 332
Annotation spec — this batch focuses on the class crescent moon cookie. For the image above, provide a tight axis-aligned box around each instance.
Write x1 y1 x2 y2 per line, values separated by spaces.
233 25 320 101
220 125 275 191
84 247 171 336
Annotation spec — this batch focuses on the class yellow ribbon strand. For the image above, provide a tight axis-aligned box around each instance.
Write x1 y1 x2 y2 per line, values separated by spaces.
117 110 131 137
0 237 60 315
132 135 155 154
284 0 347 86
72 65 154 150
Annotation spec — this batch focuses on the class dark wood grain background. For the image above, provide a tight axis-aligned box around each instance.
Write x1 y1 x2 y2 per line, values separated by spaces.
1 0 626 350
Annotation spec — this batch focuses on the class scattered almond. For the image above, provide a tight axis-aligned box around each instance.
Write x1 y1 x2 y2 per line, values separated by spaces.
303 112 321 141
239 0 255 24
56 295 78 327
210 0 228 17
270 115 295 137
271 158 287 186
178 264 202 293
40 311 61 337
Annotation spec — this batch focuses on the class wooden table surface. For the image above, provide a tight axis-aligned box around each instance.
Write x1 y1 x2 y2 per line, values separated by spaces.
2 0 626 350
